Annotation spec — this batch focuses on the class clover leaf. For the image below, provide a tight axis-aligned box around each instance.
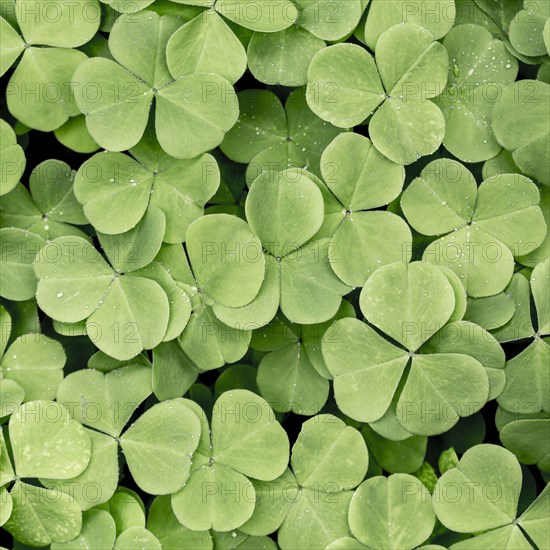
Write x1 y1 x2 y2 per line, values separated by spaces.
50 509 116 550
349 474 436 549
218 168 350 325
508 0 550 58
239 415 367 549
0 305 66 417
1 159 88 240
221 89 342 184
33 235 171 360
492 79 550 186
307 23 449 164
171 390 289 532
55 367 202 495
434 24 518 162
1 0 100 131
323 261 490 435
401 158 547 296
433 444 549 548
73 11 238 157
317 132 412 286
0 119 25 196
74 131 219 238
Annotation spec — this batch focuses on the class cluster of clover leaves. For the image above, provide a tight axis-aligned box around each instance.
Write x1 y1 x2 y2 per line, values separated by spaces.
1 0 550 548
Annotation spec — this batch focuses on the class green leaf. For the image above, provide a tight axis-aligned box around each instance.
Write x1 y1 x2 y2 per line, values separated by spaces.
0 16 24 76
349 474 436 549
147 495 213 549
1 227 45 301
120 398 201 494
0 485 12 526
364 0 456 50
1 333 65 402
105 487 146 535
9 400 91 479
152 341 198 400
98 206 165 272
172 462 255 532
435 24 518 162
424 321 506 400
0 118 25 196
54 115 100 154
463 293 515 330
518 483 550 548
498 338 550 413
279 239 351 324
211 390 289 480
42 429 119 510
246 168 324 258
363 425 427 474
401 159 478 235
4 482 82 547
307 43 385 128
532 259 550 334
257 341 329 415
500 417 550 471
508 1 549 57
56 365 152 437
433 444 521 532
51 509 116 550
215 0 298 32
292 415 368 489
360 261 456 351
492 80 550 186
114 526 161 549
73 57 153 151
8 47 87 131
16 0 100 47
166 11 246 84
155 73 239 159
397 353 489 435
295 0 363 40
247 26 325 86
186 214 265 308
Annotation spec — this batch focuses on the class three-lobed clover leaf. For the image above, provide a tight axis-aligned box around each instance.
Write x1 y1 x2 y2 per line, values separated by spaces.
73 10 238 157
307 22 449 164
318 132 412 287
0 0 100 131
401 158 547 296
434 24 519 163
0 118 25 196
74 130 220 238
33 233 171 360
323 261 491 435
433 444 549 548
215 167 350 326
0 304 66 417
221 89 342 184
2 400 91 546
239 414 368 549
54 366 202 496
171 390 289 532
1 159 89 240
